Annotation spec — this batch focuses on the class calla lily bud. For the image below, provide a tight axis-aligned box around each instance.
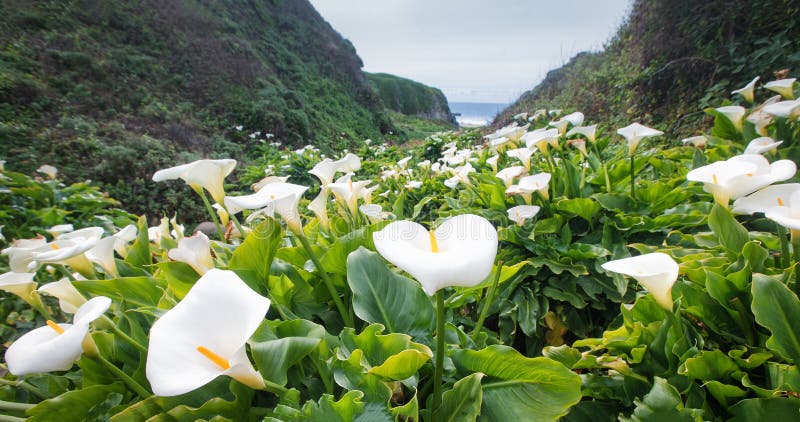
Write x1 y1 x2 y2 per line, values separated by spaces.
168 232 214 275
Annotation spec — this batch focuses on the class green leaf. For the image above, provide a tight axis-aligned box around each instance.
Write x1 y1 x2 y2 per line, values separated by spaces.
124 215 151 268
74 276 166 308
729 398 800 421
229 218 282 283
680 350 738 380
271 390 365 422
346 247 435 337
27 383 126 422
708 204 749 256
556 198 601 223
433 373 484 422
156 261 199 300
338 324 432 380
751 273 800 363
251 335 321 386
620 377 705 422
368 348 432 380
321 222 388 275
451 345 581 421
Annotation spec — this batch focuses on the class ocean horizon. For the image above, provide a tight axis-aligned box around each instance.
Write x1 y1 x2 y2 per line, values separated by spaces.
448 101 509 127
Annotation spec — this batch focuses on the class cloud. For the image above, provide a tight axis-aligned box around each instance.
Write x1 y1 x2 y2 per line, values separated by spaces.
310 0 631 103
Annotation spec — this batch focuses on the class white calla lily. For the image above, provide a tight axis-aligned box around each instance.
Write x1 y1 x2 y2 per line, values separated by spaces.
715 106 746 131
146 269 269 396
485 123 528 142
252 176 290 193
46 224 74 238
507 205 541 225
681 136 707 148
602 253 678 310
38 278 87 314
5 296 111 375
153 159 237 203
566 124 597 143
373 214 498 295
567 138 588 158
85 236 120 278
405 180 423 190
308 188 331 230
506 148 535 171
359 204 388 223
2 236 47 272
763 99 800 120
744 137 783 154
766 190 800 232
495 166 526 187
617 123 663 155
486 155 499 172
764 78 796 99
329 179 371 215
489 136 512 149
519 173 552 200
397 156 413 170
732 183 800 215
731 76 759 103
37 165 58 179
0 272 37 303
522 128 560 151
224 182 307 215
686 154 796 206
168 232 214 275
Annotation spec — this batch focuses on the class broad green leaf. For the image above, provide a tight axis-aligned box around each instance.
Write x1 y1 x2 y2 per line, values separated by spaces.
321 222 388 275
451 345 581 421
346 247 435 337
74 276 166 308
251 335 321 386
338 324 432 373
728 397 800 421
620 377 705 422
27 383 126 422
156 261 199 300
556 198 601 223
368 348 432 380
433 373 484 422
111 378 246 421
124 215 151 268
271 390 365 422
751 274 800 363
707 204 748 256
680 350 738 380
229 218 282 282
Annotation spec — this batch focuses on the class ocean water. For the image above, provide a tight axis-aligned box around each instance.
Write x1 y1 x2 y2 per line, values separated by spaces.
449 102 509 127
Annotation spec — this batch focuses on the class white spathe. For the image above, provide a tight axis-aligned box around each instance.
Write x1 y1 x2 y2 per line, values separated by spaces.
507 205 541 225
601 253 679 310
744 137 783 155
168 232 214 275
2 236 47 273
732 183 800 215
731 76 759 103
37 165 58 179
686 154 796 206
763 99 800 120
715 106 746 131
153 159 237 203
506 148 535 171
4 296 111 375
566 125 598 143
372 214 498 296
518 173 552 200
617 123 664 155
38 278 87 314
681 136 707 148
765 190 800 231
764 78 797 99
146 269 269 396
0 272 37 302
495 166 526 187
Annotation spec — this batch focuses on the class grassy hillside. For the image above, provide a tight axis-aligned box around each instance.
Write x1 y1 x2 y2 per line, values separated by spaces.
0 0 394 218
496 0 800 136
367 72 456 126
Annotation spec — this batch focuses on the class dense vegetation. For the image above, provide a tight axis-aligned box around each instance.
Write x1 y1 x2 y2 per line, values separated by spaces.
367 73 456 125
496 0 800 137
0 0 454 222
1 73 800 419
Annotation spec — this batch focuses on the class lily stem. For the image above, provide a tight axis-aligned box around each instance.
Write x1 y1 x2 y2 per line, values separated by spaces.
777 223 791 268
792 230 800 297
229 212 247 240
472 261 503 337
295 233 354 327
432 291 446 419
0 416 26 422
100 316 148 353
629 154 636 199
28 292 53 322
93 355 151 399
197 188 225 241
262 379 288 396
0 400 34 412
0 378 48 400
592 143 612 193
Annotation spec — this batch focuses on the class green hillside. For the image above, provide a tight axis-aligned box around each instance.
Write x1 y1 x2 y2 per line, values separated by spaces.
0 0 394 217
367 72 456 126
496 0 800 136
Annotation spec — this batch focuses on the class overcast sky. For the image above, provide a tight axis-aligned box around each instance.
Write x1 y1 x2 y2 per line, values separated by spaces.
309 0 631 104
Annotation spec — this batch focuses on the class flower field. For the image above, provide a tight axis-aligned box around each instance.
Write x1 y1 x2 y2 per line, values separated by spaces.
1 77 800 421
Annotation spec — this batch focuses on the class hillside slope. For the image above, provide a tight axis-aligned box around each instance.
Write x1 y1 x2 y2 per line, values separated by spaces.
496 0 800 136
0 0 393 216
367 72 457 125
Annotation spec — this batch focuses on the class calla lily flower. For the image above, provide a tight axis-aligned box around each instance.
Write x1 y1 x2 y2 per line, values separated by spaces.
444 176 460 189
405 180 423 190
418 160 431 168
153 159 237 203
397 156 413 170
763 99 800 120
85 236 121 278
507 205 540 225
5 296 111 375
715 106 746 131
488 136 511 150
224 182 307 215
732 76 759 103
329 178 371 216
359 204 390 223
359 184 379 204
46 224 74 238
37 165 58 179
602 253 678 310
372 214 498 295
567 138 588 158
548 119 570 136
764 78 796 99
732 183 800 215
681 136 707 148
32 230 103 275
0 272 37 303
522 128 560 151
146 269 269 396
617 123 663 155
495 166 526 187
448 163 475 188
38 278 87 314
485 123 528 142
766 190 800 232
566 125 597 143
308 188 331 230
252 176 290 193
168 232 214 275
2 236 47 272
744 137 783 155
686 154 796 206
506 148 535 171
513 112 528 120
505 184 530 203
486 155 500 172
519 173 552 200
